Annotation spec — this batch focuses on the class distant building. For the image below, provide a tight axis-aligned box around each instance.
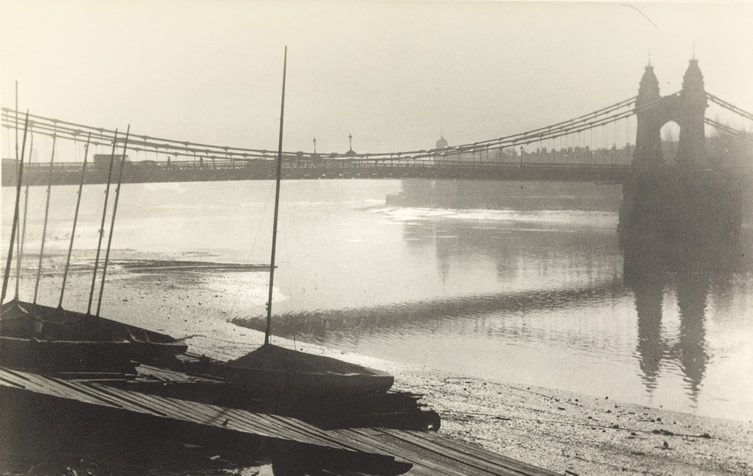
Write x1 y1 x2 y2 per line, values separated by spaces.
435 135 448 149
431 135 449 164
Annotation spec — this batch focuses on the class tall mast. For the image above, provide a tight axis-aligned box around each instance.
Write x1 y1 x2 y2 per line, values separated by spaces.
96 126 130 317
15 132 32 298
14 82 18 166
32 133 57 306
87 130 119 316
59 133 92 308
1 111 29 305
13 84 19 295
264 46 288 345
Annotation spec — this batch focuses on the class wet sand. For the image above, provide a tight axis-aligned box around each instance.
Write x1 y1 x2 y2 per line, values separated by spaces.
250 339 752 476
10 260 753 475
398 370 753 475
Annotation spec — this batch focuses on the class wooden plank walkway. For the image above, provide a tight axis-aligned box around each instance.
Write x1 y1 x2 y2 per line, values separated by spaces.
0 366 555 475
0 366 350 450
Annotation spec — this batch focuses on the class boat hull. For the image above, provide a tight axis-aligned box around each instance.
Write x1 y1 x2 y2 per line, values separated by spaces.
214 345 394 398
216 364 395 397
0 300 187 372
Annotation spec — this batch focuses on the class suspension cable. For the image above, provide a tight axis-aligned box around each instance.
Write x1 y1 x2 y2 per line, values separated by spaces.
0 93 685 166
705 118 753 142
706 92 753 122
1 96 639 162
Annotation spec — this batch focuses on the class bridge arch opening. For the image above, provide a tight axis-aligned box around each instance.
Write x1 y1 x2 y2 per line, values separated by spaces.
660 121 681 165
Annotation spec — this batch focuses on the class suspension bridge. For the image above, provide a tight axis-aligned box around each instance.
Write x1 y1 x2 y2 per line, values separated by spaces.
2 60 751 187
1 60 751 242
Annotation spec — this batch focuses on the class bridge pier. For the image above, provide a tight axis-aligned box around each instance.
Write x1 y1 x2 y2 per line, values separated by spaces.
618 169 743 245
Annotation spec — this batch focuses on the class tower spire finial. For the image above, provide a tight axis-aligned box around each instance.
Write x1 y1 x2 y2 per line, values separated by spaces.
647 49 652 67
691 42 696 60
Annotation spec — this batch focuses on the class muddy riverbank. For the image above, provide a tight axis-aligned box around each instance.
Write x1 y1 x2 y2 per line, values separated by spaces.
270 338 753 476
5 259 753 474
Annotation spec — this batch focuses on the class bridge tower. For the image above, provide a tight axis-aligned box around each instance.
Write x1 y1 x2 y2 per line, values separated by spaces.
633 64 663 166
622 59 742 245
633 59 708 168
676 59 707 168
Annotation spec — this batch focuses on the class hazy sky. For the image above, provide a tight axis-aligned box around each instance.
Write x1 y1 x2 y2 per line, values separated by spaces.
1 1 752 155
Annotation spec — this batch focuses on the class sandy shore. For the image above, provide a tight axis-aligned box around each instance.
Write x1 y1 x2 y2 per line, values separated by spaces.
16 259 753 475
267 338 751 476
399 371 753 475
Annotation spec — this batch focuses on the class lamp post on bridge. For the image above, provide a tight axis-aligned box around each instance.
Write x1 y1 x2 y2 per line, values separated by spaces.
313 138 317 157
519 146 524 167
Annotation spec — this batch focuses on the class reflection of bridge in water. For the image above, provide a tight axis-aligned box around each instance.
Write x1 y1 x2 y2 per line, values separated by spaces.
234 243 747 402
624 235 749 401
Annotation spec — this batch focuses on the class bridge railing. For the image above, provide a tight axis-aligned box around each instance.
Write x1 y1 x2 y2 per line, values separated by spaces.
1 156 641 175
281 157 635 171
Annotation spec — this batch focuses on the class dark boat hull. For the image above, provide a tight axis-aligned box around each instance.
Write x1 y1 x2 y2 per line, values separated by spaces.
214 344 394 398
0 300 187 372
0 336 136 372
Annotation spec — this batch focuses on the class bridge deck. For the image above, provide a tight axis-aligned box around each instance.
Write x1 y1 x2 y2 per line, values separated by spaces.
2 158 635 185
5 156 748 186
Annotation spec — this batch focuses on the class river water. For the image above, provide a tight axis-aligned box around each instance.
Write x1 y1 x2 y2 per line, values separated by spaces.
2 179 752 421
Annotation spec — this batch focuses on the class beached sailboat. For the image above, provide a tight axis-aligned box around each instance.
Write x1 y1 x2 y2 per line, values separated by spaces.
209 48 394 397
0 114 187 373
0 299 187 372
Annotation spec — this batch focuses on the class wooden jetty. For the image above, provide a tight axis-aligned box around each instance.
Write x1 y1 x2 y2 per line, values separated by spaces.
0 364 556 475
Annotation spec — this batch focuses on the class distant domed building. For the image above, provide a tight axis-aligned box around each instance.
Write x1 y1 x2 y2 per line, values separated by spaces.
435 135 448 149
432 135 449 163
